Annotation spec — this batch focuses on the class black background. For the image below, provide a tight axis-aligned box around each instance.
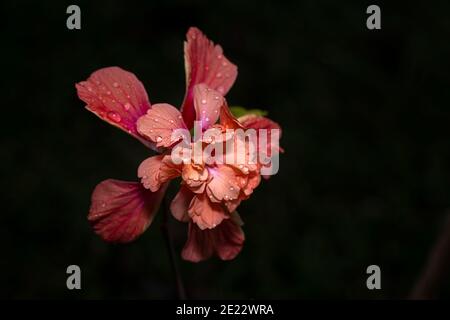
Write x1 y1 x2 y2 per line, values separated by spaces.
3 0 450 299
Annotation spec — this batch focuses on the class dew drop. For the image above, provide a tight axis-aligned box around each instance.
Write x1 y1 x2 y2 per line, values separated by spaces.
156 136 163 142
106 91 111 95
214 96 220 100
216 72 222 78
222 61 227 67
201 99 207 104
217 54 223 59
229 186 234 191
107 111 121 123
205 117 210 122
123 103 132 111
169 119 174 124
113 82 119 88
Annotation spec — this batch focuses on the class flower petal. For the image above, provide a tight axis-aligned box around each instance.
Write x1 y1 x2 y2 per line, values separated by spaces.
182 164 208 194
181 27 238 128
206 165 240 203
137 103 187 148
193 84 224 130
170 186 193 222
238 114 284 154
188 194 228 230
138 155 180 192
88 179 167 243
220 102 244 130
181 213 245 262
76 67 155 148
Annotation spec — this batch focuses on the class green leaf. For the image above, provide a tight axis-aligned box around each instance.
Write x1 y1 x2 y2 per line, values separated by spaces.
229 106 268 118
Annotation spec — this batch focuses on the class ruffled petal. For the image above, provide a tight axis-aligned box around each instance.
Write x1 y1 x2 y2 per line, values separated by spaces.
181 213 245 262
170 187 193 222
138 155 180 192
206 165 240 203
188 194 228 230
88 179 167 243
181 164 208 194
193 84 224 130
136 103 187 148
181 27 238 128
76 66 155 148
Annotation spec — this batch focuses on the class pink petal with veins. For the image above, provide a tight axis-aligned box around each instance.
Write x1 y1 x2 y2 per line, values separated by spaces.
76 67 155 149
181 27 238 128
138 155 180 192
188 194 228 230
137 103 187 148
193 84 224 130
88 179 167 243
206 165 240 203
182 212 245 262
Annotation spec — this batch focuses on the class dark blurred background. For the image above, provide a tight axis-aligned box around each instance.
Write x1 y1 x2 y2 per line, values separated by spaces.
2 0 450 299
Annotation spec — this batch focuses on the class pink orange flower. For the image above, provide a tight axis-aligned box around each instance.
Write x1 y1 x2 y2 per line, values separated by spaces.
75 27 282 262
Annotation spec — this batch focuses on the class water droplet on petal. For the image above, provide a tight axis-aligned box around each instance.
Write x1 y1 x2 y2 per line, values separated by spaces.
154 118 159 122
101 202 106 208
216 72 222 78
214 96 220 100
107 111 121 123
229 186 234 191
113 82 119 88
217 54 223 59
106 91 111 95
201 99 207 104
169 119 174 124
217 86 225 93
222 61 227 67
123 103 132 111
156 136 163 142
